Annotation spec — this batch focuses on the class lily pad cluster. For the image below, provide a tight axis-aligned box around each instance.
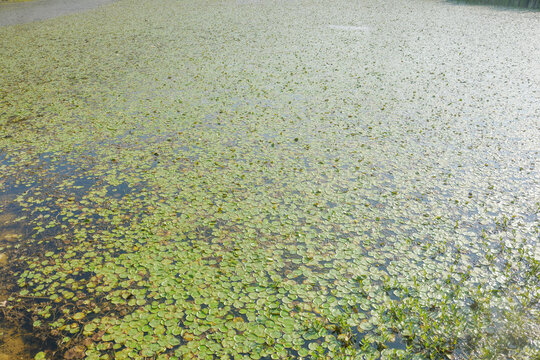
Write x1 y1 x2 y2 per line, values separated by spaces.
0 0 539 359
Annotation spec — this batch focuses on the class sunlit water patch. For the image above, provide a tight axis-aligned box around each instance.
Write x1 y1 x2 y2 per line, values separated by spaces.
327 25 372 32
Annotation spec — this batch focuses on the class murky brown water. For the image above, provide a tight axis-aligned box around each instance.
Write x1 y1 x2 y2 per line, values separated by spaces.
0 323 33 360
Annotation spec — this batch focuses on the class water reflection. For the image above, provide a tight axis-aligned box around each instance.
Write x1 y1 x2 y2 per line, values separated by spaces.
451 0 539 9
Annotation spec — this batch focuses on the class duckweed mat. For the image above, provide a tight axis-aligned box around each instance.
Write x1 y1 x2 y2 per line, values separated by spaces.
0 0 539 359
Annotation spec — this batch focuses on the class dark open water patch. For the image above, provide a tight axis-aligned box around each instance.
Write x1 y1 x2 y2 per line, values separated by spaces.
450 0 539 9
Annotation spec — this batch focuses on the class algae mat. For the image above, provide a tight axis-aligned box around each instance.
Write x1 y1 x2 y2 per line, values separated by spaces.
0 0 539 359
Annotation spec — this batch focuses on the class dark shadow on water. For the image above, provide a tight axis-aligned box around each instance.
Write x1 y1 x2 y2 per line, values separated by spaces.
449 0 539 9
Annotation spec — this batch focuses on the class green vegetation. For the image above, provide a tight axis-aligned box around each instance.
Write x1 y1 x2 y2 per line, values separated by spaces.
0 0 538 359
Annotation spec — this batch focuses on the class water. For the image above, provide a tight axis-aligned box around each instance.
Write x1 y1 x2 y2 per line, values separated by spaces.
0 0 539 358
452 0 539 8
0 0 119 27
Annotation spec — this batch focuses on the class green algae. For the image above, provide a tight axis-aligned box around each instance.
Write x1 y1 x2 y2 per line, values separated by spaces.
0 0 539 359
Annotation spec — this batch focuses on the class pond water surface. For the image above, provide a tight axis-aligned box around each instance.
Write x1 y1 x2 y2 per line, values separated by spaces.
0 0 539 359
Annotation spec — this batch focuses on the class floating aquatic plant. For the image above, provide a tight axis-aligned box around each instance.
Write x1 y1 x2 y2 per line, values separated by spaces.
0 0 538 359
